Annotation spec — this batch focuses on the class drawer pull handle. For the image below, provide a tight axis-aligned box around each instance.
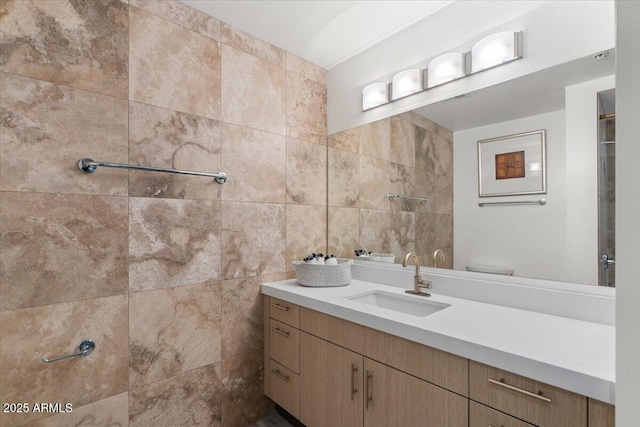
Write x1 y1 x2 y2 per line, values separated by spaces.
488 378 552 403
271 327 290 337
271 303 289 311
365 370 373 408
350 363 358 400
272 369 290 382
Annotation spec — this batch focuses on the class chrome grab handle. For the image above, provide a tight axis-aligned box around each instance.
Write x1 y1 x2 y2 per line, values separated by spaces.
271 369 289 382
365 370 373 408
271 303 289 311
271 327 290 337
350 363 358 400
488 378 552 403
41 339 95 363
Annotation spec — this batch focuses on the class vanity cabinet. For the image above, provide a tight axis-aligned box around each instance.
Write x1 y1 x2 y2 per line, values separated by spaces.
588 398 615 427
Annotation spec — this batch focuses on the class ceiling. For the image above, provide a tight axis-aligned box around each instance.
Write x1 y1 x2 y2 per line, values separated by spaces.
181 0 453 69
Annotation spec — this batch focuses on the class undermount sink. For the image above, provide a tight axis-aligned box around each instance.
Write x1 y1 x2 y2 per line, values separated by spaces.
346 290 450 317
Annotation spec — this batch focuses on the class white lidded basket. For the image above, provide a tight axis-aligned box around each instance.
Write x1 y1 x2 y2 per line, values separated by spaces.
292 258 353 287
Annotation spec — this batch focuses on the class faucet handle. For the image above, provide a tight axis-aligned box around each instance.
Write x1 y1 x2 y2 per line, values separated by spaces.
419 280 433 290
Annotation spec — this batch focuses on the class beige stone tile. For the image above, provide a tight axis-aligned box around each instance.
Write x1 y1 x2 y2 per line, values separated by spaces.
0 192 128 312
221 202 285 279
359 209 391 254
129 282 222 388
359 156 390 210
221 23 285 67
415 126 453 177
328 207 359 259
0 295 128 426
388 162 416 212
415 213 453 269
130 0 220 40
286 138 327 206
415 169 453 215
286 71 327 145
129 102 221 200
411 112 439 134
130 7 220 120
0 72 128 195
221 350 273 427
328 127 360 153
328 147 359 208
0 0 128 98
129 198 221 292
23 392 129 427
285 52 326 85
286 204 327 272
130 364 222 427
221 273 285 359
220 123 286 203
390 211 415 257
221 45 286 135
359 118 390 161
390 116 415 168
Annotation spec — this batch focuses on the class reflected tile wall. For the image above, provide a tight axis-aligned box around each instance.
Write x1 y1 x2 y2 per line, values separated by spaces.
0 0 326 425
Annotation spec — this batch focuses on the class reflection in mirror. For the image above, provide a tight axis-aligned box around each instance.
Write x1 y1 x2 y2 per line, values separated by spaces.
327 50 615 286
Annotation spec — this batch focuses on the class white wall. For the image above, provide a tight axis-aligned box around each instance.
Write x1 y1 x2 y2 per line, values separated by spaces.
615 0 640 424
564 76 615 284
453 111 571 282
327 0 614 134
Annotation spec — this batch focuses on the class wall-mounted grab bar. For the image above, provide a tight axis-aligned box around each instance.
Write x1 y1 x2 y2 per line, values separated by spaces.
41 339 95 363
387 193 427 205
78 158 227 184
478 199 546 207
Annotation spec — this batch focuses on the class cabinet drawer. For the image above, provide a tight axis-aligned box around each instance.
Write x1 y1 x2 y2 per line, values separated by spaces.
269 297 299 328
267 359 299 418
269 319 300 373
470 401 535 427
470 361 587 427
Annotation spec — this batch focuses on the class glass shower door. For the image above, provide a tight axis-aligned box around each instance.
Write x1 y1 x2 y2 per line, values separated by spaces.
597 89 615 286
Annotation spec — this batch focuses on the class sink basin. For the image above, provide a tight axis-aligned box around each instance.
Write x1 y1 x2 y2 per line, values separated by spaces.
346 290 450 317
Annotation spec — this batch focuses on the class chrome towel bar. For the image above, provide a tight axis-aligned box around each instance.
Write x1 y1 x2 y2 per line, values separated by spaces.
78 158 227 184
41 339 95 363
478 199 546 207
387 193 427 205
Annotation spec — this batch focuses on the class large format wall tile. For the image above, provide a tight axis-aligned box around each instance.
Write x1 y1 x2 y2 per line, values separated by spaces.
0 295 128 426
129 102 221 200
285 53 326 85
129 198 221 292
221 273 285 359
389 162 416 212
390 116 415 168
222 350 273 427
415 125 453 176
0 72 128 195
220 123 286 203
0 0 128 98
221 202 286 279
390 211 416 256
415 168 453 215
0 192 128 312
359 155 390 210
286 71 327 145
130 0 220 40
328 207 359 258
359 118 390 161
130 364 222 427
286 138 327 206
221 45 285 135
286 204 327 271
221 23 285 67
328 147 359 208
23 392 129 427
129 282 222 388
359 209 391 254
129 7 221 120
328 126 360 153
415 212 454 268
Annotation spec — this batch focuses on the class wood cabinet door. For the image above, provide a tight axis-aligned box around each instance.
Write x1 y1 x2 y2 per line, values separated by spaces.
363 358 468 427
300 332 364 427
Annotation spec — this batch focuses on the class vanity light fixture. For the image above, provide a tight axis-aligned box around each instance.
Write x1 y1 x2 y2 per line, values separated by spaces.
362 82 389 111
427 52 467 88
391 69 423 100
471 31 522 73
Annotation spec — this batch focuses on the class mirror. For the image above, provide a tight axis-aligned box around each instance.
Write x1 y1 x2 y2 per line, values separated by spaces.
327 50 615 286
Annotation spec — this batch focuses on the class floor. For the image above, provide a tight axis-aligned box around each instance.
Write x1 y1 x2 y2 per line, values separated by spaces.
248 411 294 427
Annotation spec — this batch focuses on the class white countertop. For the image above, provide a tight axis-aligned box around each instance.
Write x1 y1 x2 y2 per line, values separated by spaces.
262 278 615 404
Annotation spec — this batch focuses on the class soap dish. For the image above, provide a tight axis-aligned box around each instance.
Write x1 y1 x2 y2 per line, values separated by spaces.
292 258 353 287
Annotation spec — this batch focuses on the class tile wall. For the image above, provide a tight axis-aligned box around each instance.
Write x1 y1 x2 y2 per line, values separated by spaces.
327 112 454 268
0 0 326 426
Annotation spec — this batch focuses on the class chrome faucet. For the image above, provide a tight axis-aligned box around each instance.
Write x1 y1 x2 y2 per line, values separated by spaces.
432 249 446 268
402 252 432 297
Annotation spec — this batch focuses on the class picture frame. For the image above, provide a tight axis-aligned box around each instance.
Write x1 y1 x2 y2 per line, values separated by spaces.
478 129 546 197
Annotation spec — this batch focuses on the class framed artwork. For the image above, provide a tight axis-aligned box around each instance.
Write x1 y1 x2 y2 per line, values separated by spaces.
478 129 546 197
